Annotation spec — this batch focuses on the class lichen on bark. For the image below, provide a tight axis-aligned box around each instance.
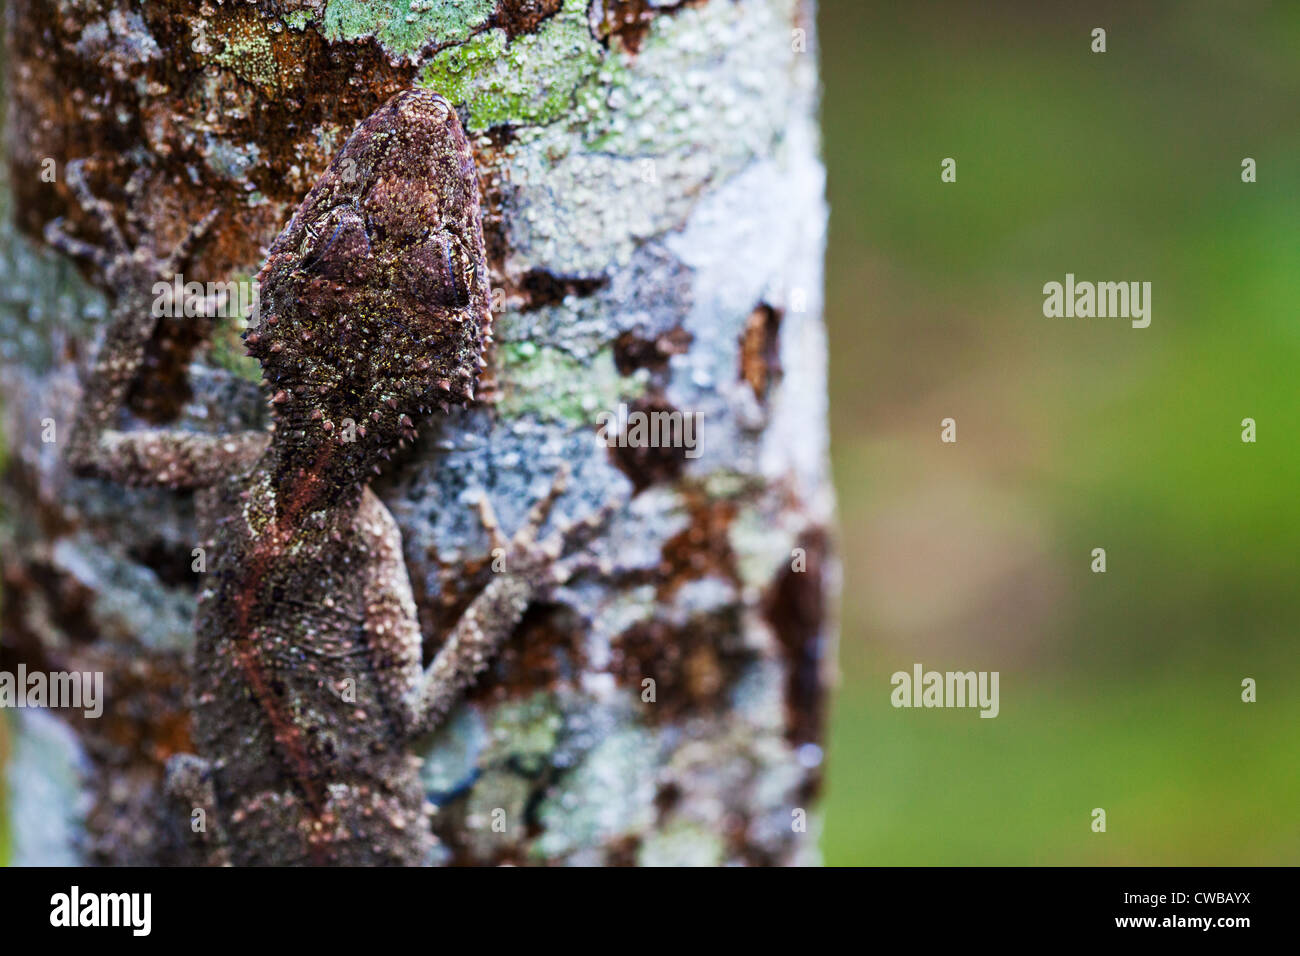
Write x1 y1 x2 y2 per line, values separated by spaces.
1 0 833 865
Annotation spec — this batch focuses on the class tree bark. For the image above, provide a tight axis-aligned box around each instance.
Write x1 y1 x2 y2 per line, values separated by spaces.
0 0 833 865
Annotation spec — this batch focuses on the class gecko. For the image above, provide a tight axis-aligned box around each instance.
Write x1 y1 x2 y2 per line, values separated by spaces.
47 89 608 865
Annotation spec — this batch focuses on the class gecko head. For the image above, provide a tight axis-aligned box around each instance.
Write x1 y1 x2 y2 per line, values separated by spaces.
248 89 491 453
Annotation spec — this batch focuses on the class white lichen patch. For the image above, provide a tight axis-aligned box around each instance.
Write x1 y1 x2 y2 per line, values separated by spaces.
729 501 800 594
5 709 92 867
420 704 487 798
531 722 658 859
52 535 195 651
493 0 808 276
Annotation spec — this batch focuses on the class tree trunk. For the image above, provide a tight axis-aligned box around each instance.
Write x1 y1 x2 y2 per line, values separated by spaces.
0 0 833 866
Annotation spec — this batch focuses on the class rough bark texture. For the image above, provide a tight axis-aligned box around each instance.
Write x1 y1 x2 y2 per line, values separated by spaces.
0 0 833 866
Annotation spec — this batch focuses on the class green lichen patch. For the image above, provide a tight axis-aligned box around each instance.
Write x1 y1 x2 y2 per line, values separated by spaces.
322 0 496 62
283 10 313 32
209 13 289 96
418 0 608 130
481 692 563 773
203 137 261 183
0 230 107 374
496 343 640 425
579 0 800 160
460 767 533 856
637 819 726 866
728 496 798 592
4 710 89 866
530 723 657 859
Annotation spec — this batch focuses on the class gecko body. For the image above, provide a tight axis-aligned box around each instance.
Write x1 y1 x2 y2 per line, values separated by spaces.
52 90 605 865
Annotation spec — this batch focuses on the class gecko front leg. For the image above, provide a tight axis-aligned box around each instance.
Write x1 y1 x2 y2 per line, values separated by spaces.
49 160 267 863
50 159 266 489
400 465 614 739
357 462 612 743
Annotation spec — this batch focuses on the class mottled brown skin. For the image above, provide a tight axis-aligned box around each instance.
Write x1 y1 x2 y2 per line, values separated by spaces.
247 89 490 501
53 90 607 865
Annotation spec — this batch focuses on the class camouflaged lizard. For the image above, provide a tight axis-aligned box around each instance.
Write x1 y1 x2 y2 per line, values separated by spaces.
50 90 607 865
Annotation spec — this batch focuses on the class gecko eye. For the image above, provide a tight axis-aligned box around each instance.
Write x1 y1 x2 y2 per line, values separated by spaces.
300 207 370 282
404 233 472 310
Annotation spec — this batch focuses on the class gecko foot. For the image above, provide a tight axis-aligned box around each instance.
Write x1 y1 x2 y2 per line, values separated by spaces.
164 753 229 866
471 463 568 570
407 465 620 736
469 463 616 588
45 158 219 289
475 465 621 590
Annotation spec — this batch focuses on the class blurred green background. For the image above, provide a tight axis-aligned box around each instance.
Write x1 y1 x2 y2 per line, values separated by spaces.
818 0 1299 864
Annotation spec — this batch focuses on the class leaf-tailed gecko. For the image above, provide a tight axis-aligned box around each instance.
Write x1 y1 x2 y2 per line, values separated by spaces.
48 90 607 865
